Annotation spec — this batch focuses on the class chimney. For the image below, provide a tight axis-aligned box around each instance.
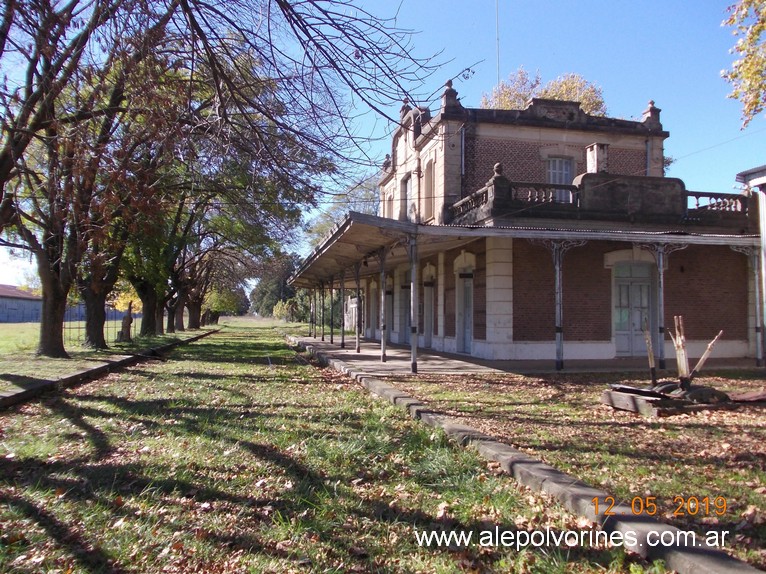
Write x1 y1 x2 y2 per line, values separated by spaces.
586 143 609 173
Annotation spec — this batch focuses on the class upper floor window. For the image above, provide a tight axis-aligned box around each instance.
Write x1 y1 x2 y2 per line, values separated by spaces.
423 160 434 222
400 176 414 221
547 157 573 203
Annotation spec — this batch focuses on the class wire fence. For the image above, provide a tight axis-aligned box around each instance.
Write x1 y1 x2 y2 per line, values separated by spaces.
62 305 140 347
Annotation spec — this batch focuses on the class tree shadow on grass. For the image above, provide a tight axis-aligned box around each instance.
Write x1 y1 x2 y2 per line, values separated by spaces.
0 490 129 574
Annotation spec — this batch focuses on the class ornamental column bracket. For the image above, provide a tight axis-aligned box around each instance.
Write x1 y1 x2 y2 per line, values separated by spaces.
637 242 688 370
529 239 587 370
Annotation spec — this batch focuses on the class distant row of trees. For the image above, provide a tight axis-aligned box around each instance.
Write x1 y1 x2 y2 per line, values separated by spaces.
0 0 437 357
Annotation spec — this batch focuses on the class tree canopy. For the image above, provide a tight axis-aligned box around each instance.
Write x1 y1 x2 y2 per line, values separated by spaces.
481 68 607 116
723 0 766 126
305 174 380 248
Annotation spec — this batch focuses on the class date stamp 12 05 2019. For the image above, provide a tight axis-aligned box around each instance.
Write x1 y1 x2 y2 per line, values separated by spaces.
592 495 727 517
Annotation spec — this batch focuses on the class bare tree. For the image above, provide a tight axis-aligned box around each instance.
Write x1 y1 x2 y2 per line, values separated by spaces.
1 0 439 355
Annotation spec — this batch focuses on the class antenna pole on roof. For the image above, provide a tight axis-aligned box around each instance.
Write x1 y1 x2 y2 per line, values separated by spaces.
496 0 500 85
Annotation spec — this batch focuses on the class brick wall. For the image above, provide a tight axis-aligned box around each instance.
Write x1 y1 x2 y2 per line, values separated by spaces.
513 240 618 341
563 244 614 341
513 241 749 343
608 147 648 177
462 133 647 197
664 246 748 340
513 240 555 341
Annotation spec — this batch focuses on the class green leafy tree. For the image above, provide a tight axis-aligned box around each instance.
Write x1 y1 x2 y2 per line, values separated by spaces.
249 254 301 317
481 68 607 116
723 0 766 126
305 175 381 248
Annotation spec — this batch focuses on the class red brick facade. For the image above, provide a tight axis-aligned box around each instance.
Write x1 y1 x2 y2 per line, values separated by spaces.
664 246 748 340
513 241 748 343
462 134 647 198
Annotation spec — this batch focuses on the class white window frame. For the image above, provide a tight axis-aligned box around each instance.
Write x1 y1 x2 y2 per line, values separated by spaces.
547 157 574 203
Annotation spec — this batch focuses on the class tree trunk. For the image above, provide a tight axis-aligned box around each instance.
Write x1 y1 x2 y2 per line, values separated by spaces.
165 301 176 333
81 287 109 349
175 301 185 331
187 300 202 329
37 272 70 358
155 305 164 335
132 280 158 336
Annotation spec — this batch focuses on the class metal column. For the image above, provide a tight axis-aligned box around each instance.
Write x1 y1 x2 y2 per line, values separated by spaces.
320 281 325 341
537 239 585 371
409 236 419 373
354 263 362 353
329 275 334 345
340 270 346 349
379 249 387 362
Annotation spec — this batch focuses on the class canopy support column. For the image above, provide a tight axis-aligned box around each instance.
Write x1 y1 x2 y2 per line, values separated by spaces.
340 270 346 349
534 239 586 371
409 236 419 373
320 281 325 341
329 275 334 345
354 263 362 353
640 243 687 370
379 248 387 362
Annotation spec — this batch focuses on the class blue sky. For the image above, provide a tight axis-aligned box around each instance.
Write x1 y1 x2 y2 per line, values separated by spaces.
363 0 766 192
2 0 764 285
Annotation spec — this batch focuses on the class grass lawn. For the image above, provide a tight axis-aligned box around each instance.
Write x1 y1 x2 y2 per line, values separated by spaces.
0 321 214 394
385 371 766 569
0 318 666 573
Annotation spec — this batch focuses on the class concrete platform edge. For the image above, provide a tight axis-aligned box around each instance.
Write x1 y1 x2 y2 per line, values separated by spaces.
0 329 220 410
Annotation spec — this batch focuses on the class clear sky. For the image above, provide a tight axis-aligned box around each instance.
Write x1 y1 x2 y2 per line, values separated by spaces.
364 0 766 193
2 0 764 286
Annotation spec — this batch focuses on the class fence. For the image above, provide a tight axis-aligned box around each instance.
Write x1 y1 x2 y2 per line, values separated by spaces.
62 304 140 347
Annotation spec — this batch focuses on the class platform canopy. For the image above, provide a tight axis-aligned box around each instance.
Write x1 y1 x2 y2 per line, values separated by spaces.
289 211 759 289
289 212 476 288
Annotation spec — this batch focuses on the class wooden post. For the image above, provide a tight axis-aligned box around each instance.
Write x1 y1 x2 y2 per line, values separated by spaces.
690 330 724 381
643 317 657 385
669 315 690 389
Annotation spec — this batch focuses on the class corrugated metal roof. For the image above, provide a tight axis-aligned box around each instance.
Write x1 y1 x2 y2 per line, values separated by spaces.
290 212 759 289
0 284 42 301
